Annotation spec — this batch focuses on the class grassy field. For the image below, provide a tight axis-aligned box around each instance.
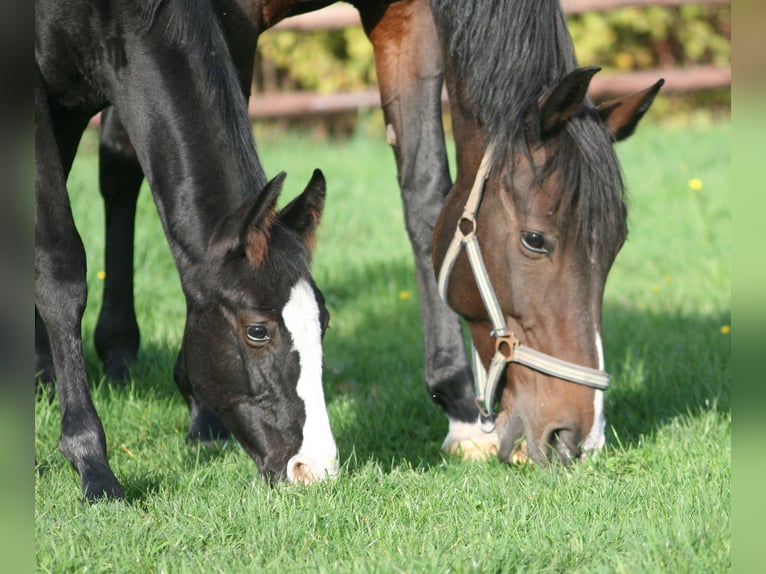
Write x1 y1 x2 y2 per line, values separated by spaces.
35 120 730 573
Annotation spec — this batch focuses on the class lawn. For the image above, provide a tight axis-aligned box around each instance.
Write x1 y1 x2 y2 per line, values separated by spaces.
35 119 730 573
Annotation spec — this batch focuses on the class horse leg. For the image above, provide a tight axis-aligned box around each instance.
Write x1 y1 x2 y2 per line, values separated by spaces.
35 306 55 388
35 74 124 501
357 0 498 458
94 107 142 381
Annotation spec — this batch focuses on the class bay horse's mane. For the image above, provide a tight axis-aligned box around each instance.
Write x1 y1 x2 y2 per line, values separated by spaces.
139 0 267 192
432 0 628 261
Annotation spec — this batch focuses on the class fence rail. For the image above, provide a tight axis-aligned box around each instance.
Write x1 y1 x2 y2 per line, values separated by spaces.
274 0 729 31
247 65 729 119
261 0 730 119
88 0 729 127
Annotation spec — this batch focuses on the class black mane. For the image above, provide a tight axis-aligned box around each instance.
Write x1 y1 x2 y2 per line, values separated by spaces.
431 0 576 150
431 0 627 261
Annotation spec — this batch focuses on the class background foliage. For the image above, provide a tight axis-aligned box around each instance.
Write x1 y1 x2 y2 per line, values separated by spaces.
256 27 375 93
255 4 730 99
568 5 730 71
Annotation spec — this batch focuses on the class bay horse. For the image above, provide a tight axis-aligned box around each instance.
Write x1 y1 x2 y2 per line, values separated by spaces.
35 0 338 501
86 0 662 467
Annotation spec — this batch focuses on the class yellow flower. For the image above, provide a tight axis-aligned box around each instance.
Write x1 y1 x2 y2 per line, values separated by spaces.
663 275 672 283
97 270 106 280
650 284 661 293
720 325 730 335
398 290 412 300
688 178 703 191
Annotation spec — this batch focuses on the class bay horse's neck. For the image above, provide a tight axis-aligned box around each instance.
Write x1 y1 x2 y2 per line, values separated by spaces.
111 0 266 279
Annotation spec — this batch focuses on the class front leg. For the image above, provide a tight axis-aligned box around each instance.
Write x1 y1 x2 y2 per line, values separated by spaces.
357 0 497 458
35 75 123 501
35 306 55 387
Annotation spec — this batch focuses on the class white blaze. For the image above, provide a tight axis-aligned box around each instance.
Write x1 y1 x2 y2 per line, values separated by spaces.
582 329 606 450
281 279 338 482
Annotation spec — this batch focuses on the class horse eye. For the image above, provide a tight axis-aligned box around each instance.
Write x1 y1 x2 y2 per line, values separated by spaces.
245 324 270 344
521 231 548 254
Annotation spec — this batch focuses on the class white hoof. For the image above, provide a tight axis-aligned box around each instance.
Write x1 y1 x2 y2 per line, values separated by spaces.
441 418 499 461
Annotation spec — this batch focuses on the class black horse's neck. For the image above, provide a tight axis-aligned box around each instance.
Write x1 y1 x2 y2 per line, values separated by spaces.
108 0 266 278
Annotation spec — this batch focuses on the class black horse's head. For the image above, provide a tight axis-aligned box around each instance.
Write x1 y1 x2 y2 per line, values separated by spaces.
177 169 337 483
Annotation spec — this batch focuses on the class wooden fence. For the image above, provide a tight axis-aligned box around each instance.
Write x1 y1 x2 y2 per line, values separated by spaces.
250 0 730 119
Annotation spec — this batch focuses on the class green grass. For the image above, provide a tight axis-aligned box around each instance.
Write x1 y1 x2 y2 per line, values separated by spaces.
35 121 730 573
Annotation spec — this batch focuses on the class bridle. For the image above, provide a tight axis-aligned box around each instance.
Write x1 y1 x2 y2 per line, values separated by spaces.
436 142 610 431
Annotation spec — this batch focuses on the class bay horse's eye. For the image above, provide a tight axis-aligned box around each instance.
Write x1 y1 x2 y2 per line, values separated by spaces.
520 230 548 254
245 324 270 344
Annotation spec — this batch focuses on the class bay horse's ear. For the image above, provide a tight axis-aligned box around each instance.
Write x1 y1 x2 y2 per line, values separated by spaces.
279 168 326 254
597 78 665 142
539 66 601 138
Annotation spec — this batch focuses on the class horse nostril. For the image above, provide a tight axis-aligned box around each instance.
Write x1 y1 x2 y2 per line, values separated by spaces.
288 460 312 484
546 427 581 466
286 454 339 484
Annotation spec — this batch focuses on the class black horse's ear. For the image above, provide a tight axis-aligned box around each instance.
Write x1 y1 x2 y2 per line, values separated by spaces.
241 171 286 266
279 169 326 253
597 79 664 142
213 171 286 266
539 66 601 138
237 171 286 248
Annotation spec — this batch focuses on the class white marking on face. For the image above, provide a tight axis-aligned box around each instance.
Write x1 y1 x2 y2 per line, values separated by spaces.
281 279 338 482
582 329 606 451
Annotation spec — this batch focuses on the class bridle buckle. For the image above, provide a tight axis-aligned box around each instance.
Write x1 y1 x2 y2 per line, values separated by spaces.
495 334 519 362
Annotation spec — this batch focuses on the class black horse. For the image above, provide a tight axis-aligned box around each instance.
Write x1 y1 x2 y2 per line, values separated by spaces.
84 0 661 467
35 0 339 501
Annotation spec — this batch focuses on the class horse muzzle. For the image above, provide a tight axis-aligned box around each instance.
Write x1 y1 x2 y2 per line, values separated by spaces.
286 452 339 484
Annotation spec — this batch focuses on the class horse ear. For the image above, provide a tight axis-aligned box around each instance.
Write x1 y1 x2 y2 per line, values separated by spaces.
279 168 326 253
215 171 285 267
597 79 664 142
238 171 285 246
539 66 601 137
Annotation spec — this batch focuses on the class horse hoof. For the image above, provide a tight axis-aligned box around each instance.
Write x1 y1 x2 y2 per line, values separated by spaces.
441 419 499 461
103 354 135 383
510 440 529 465
82 470 125 503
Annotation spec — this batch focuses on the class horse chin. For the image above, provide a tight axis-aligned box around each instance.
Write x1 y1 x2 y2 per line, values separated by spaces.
495 409 529 464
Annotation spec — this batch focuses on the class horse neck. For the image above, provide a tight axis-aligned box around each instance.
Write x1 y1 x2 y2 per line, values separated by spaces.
445 79 491 194
111 0 266 281
432 0 577 184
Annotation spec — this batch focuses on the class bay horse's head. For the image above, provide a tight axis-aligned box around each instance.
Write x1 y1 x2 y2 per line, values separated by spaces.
178 169 337 483
434 67 662 466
